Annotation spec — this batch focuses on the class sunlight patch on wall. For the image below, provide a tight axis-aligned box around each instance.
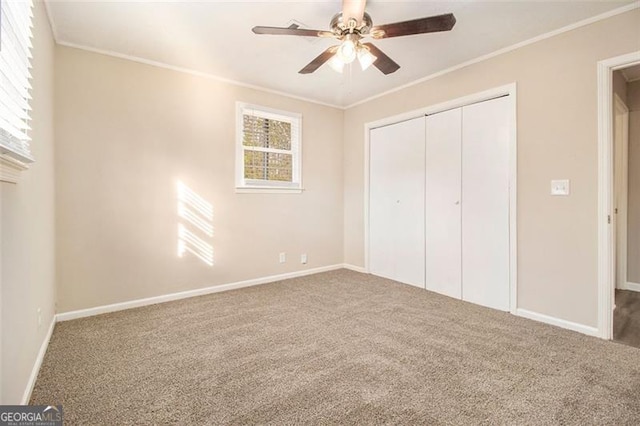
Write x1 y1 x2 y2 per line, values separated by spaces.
177 180 213 266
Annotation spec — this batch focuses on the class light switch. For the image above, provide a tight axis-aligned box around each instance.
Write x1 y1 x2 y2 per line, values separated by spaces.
551 179 570 196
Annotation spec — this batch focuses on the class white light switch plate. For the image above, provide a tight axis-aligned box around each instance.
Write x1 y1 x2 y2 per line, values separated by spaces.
551 179 570 196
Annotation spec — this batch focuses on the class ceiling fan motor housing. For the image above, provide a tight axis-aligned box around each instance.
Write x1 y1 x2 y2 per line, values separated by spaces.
330 12 373 37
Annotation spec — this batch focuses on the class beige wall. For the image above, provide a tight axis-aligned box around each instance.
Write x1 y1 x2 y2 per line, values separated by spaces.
613 70 628 105
628 80 640 111
0 1 56 404
628 80 640 284
343 9 640 327
55 46 344 313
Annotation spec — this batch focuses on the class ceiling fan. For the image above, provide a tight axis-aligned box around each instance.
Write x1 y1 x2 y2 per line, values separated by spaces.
251 0 456 75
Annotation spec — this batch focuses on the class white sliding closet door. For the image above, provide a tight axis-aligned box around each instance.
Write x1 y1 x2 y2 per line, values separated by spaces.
369 117 426 288
425 108 462 299
462 96 510 311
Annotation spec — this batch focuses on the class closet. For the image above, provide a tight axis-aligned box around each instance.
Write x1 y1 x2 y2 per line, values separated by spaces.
369 95 511 311
369 117 426 288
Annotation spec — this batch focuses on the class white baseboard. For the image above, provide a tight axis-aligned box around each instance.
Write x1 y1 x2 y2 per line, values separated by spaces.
56 264 345 322
620 281 640 292
515 308 600 338
342 263 367 273
21 317 56 404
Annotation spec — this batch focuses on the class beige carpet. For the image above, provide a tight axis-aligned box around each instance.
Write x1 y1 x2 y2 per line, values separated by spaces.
614 289 640 348
31 270 640 424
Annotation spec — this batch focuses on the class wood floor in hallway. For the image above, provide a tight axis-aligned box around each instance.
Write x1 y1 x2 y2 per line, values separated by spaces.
614 289 640 349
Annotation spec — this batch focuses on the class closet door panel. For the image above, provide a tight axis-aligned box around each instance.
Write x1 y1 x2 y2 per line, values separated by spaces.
462 96 510 311
425 108 462 298
393 118 426 288
370 124 399 281
369 118 426 288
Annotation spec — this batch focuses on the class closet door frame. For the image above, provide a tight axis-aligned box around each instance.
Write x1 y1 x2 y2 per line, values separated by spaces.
364 83 518 313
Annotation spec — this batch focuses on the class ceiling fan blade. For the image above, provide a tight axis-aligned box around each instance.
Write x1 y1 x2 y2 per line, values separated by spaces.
370 13 456 39
299 46 339 74
362 43 400 75
252 26 334 38
342 0 367 26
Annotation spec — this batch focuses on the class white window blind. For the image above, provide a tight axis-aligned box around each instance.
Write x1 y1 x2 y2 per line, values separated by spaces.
236 103 302 192
0 0 34 164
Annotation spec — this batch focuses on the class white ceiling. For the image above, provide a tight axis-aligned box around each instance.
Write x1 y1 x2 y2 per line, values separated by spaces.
46 1 636 107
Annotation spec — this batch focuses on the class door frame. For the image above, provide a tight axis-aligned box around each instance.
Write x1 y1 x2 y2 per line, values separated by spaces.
613 93 629 291
597 51 640 340
363 83 518 313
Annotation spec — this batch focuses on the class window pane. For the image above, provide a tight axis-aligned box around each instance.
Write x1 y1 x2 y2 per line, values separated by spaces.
244 151 293 182
0 0 35 163
243 115 291 150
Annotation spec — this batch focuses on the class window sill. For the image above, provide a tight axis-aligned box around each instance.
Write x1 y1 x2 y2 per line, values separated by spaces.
0 154 29 184
235 186 304 194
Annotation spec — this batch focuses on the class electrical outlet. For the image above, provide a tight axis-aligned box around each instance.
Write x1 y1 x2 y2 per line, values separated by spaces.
551 179 570 196
37 308 42 328
301 254 308 264
279 252 286 263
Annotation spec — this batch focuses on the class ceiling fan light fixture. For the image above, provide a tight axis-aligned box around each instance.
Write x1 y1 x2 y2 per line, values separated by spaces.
357 46 377 71
328 55 345 73
337 35 358 64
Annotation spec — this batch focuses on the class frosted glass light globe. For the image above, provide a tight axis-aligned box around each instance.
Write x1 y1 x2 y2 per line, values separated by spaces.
337 40 357 64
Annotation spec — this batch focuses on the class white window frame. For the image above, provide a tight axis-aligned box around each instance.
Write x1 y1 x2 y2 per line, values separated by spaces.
235 102 302 194
0 0 35 184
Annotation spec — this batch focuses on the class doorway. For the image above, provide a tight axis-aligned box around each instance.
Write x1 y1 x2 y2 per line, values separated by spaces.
613 65 640 348
597 52 640 343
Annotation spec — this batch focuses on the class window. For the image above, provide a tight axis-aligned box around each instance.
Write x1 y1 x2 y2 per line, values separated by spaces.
236 103 302 193
0 0 34 182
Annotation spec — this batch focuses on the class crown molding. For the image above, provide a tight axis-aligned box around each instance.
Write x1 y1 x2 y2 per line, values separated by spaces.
345 1 640 109
56 41 345 110
42 0 60 42
43 1 639 109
